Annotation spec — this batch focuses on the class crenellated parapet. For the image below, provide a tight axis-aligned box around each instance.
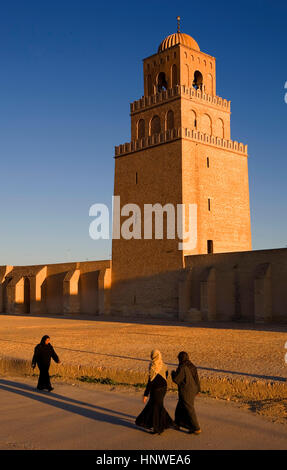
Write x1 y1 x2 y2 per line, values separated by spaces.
130 85 231 114
115 128 180 156
182 127 247 154
115 127 247 158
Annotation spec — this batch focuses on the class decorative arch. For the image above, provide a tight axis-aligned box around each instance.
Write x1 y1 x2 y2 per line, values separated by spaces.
166 110 174 130
171 64 178 87
202 114 212 135
215 118 224 138
137 119 145 139
206 73 213 95
185 64 189 87
150 115 161 135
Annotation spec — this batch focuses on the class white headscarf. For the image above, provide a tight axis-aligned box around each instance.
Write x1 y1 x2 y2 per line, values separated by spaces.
148 349 167 381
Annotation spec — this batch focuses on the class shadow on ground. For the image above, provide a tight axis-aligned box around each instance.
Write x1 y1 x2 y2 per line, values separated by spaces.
0 378 137 430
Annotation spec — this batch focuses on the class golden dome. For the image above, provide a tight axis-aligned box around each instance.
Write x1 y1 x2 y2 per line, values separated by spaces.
158 32 200 53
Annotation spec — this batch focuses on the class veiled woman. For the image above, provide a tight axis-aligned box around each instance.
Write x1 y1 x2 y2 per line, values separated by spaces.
171 351 201 434
32 335 61 392
135 349 174 435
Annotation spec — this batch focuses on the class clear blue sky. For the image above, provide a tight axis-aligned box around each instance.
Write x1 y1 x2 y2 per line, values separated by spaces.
0 0 286 266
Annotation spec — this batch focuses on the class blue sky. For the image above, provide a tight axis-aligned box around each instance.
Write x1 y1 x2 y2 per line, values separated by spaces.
0 0 286 265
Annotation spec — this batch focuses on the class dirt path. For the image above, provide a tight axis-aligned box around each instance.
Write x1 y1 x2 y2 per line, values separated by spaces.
1 376 287 450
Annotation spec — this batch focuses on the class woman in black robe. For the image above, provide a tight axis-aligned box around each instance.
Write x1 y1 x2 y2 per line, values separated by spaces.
171 351 201 434
32 335 60 392
135 349 174 435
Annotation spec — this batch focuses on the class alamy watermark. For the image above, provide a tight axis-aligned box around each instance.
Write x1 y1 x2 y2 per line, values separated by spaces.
285 81 287 104
89 196 197 251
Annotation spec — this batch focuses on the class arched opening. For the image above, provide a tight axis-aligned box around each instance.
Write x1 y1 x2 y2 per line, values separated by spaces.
166 110 174 130
193 70 203 90
147 74 153 96
24 277 30 314
157 72 168 92
137 119 145 139
150 115 161 135
171 64 178 87
191 110 197 129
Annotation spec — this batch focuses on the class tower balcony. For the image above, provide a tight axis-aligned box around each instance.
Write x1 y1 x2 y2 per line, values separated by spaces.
115 127 247 158
130 85 231 114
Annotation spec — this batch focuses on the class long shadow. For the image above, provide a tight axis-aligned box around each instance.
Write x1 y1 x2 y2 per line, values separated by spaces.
196 367 286 383
0 338 151 364
0 380 136 430
1 337 286 382
3 380 285 442
1 312 286 333
197 406 287 439
0 379 135 419
0 338 285 382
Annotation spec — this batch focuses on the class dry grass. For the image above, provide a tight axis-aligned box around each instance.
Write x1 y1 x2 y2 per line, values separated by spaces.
0 315 286 382
199 376 287 424
1 354 286 424
0 315 286 424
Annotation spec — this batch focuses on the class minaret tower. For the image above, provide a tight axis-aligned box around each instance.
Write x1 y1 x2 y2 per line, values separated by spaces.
111 21 252 317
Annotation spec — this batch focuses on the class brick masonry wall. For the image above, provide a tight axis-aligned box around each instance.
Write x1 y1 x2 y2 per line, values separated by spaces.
184 248 287 323
182 139 252 256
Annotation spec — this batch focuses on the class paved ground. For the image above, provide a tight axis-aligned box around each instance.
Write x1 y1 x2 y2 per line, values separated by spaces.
0 376 287 450
0 314 286 382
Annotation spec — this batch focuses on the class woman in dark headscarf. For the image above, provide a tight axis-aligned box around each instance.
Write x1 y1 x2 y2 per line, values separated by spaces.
135 349 174 435
32 335 60 392
171 351 201 434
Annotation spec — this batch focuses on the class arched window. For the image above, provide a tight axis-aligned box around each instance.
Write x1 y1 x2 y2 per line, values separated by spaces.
147 74 153 96
193 70 203 90
171 64 178 87
191 110 197 128
157 72 168 92
207 73 213 95
150 115 161 135
166 110 174 130
137 119 145 139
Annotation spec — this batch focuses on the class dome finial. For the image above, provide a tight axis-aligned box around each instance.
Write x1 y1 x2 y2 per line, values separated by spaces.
177 16 181 33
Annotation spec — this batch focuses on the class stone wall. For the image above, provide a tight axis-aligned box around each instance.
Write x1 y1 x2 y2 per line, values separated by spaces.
180 248 287 323
0 260 111 316
1 249 287 323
